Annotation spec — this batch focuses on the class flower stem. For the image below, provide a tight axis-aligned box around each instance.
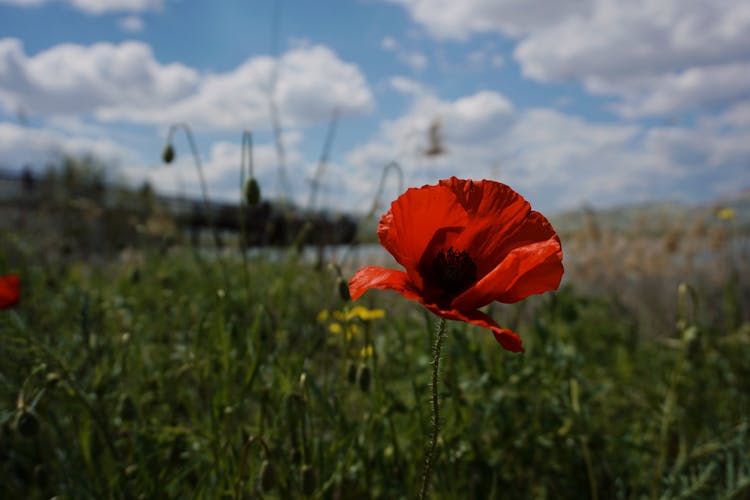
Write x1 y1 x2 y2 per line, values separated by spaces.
420 317 447 500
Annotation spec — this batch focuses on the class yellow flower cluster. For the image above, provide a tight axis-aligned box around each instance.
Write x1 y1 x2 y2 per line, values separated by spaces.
317 305 385 344
317 305 386 323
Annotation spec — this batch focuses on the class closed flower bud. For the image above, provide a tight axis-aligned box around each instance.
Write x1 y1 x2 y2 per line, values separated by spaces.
162 143 175 164
15 410 39 437
337 277 351 302
301 464 316 496
290 446 302 465
357 364 371 393
346 362 357 385
118 394 137 421
45 372 61 388
33 463 48 487
244 177 261 206
259 459 276 492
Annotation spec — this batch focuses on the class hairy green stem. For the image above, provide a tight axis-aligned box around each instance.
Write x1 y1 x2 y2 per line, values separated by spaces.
420 317 447 500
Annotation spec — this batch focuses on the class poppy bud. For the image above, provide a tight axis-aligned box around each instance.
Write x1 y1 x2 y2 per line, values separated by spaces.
346 361 357 385
45 372 61 388
15 410 39 437
162 143 175 164
357 364 371 393
118 394 137 421
259 459 276 492
290 446 302 465
244 177 261 206
33 464 48 487
337 277 351 302
301 464 316 496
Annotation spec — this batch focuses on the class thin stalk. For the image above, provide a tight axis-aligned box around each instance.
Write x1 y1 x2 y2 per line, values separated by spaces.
651 353 686 499
420 317 447 500
165 122 221 251
268 0 289 201
239 129 253 295
367 160 404 221
233 436 271 500
307 109 339 211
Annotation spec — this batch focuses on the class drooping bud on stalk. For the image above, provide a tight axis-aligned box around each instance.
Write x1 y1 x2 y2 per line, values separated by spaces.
259 459 276 492
15 410 39 437
118 394 137 421
45 372 61 388
244 177 261 206
290 446 302 465
162 143 175 164
337 277 351 302
346 361 357 385
301 464 316 496
357 364 371 393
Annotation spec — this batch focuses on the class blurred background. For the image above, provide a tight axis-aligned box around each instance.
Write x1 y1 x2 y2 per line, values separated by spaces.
1 1 750 498
0 0 748 214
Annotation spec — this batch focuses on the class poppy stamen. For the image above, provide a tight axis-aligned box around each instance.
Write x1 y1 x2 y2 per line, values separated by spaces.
432 247 476 296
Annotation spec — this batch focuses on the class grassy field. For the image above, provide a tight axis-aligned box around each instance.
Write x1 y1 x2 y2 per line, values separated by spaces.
1 185 750 499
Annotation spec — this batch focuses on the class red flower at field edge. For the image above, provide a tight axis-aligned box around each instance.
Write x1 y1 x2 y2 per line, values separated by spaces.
349 177 563 352
0 274 21 309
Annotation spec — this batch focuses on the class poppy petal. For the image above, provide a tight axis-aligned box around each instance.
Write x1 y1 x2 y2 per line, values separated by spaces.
453 228 562 309
423 304 524 353
378 183 468 289
495 248 563 303
349 266 422 303
445 182 538 279
0 274 20 309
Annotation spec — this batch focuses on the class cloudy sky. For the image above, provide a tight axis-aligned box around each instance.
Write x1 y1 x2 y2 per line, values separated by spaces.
0 0 748 214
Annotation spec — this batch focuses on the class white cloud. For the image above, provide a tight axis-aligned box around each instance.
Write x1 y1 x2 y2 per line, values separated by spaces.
596 62 750 118
512 0 750 116
515 1 750 82
381 36 398 51
118 15 145 33
389 76 425 96
102 44 373 130
0 38 198 115
343 86 750 213
385 0 590 39
0 39 373 131
0 116 318 208
389 0 750 118
0 121 134 169
125 134 307 204
380 36 428 72
69 0 162 14
0 0 46 6
0 0 164 13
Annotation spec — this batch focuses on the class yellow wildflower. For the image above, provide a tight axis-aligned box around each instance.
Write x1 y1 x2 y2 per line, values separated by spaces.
359 345 374 358
716 207 735 220
346 305 386 322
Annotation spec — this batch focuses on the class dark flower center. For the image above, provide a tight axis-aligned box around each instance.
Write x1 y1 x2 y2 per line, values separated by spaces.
432 247 476 296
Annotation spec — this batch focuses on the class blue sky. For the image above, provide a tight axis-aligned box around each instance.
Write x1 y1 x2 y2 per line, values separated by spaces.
0 0 748 214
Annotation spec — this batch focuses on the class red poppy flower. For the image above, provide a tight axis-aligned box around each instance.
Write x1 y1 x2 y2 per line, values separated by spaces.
0 274 20 309
349 177 563 352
